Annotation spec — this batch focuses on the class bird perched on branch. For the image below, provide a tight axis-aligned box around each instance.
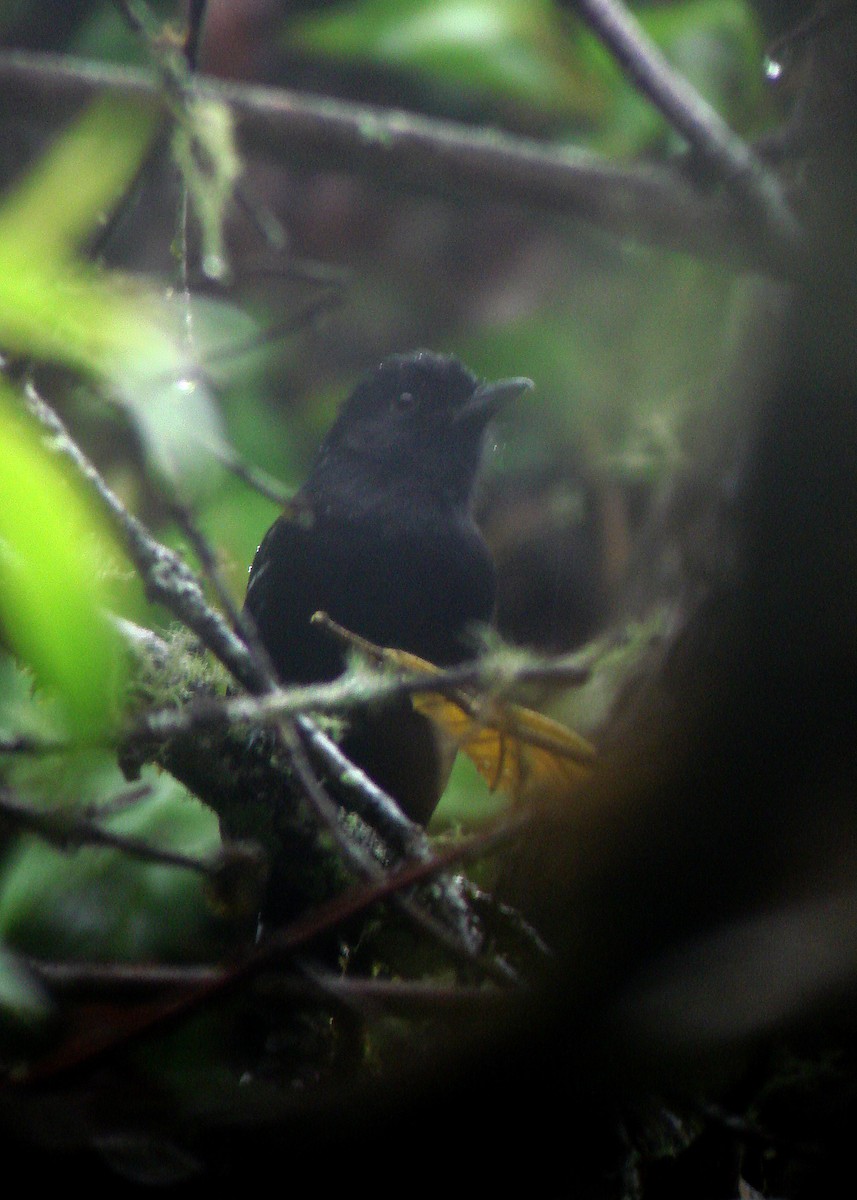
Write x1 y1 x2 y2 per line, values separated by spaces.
244 350 532 825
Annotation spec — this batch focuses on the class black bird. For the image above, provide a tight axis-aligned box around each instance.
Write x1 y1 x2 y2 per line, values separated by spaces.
244 350 532 825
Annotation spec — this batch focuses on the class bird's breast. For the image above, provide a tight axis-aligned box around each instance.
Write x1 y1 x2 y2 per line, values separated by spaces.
245 502 495 688
316 507 496 666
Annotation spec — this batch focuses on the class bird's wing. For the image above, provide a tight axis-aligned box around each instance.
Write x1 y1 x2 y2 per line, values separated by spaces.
244 509 347 683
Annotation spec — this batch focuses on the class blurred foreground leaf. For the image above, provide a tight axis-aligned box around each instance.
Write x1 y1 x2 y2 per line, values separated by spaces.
0 96 158 261
0 96 181 387
0 385 126 736
287 0 606 121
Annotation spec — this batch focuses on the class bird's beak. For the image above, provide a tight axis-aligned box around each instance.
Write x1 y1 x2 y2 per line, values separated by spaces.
455 376 534 424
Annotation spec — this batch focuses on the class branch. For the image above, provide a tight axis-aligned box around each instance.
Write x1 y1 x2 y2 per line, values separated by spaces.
0 783 211 875
13 817 534 1084
28 957 511 1016
0 48 796 274
0 733 68 755
114 620 509 972
127 641 591 745
573 0 801 254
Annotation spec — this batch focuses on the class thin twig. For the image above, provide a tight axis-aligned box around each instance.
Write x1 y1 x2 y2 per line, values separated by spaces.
765 0 854 63
283 714 495 970
125 641 592 744
295 713 432 863
185 290 343 371
184 0 208 72
79 780 153 819
163 490 279 682
29 956 510 1015
209 444 290 505
573 0 801 254
0 784 215 876
13 817 529 1084
231 253 350 289
0 733 68 756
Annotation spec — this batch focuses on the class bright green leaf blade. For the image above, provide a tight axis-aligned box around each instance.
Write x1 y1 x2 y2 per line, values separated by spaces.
0 384 126 737
0 98 184 395
0 95 160 262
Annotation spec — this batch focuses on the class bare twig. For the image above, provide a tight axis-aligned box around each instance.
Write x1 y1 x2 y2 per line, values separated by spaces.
765 0 854 63
163 490 279 682
287 714 497 972
188 290 343 372
209 443 290 506
184 0 208 72
13 817 531 1084
0 784 214 876
230 253 350 289
0 733 68 756
573 0 801 253
294 713 433 863
79 780 153 819
29 959 221 994
29 956 510 1016
0 48 797 274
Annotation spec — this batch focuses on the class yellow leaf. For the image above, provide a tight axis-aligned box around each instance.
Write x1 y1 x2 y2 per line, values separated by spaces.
403 656 595 804
312 615 595 804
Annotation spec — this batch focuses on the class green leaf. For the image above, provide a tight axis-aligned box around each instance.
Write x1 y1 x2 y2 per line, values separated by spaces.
286 0 607 120
0 95 159 262
0 97 183 390
0 259 180 384
0 96 236 495
0 385 126 737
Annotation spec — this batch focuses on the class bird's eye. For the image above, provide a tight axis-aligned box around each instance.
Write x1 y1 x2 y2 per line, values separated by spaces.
394 391 415 411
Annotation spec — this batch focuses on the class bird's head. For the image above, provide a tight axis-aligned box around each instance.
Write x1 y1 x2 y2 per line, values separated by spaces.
310 350 533 508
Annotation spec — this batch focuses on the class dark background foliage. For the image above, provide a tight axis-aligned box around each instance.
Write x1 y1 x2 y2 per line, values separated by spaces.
1 1 856 1194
